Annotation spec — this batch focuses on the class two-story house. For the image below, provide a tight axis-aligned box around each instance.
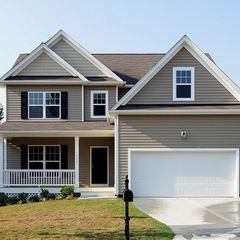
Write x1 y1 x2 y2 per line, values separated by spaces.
1 30 240 198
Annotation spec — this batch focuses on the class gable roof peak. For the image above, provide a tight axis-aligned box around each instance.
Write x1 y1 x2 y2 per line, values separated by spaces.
111 35 240 110
1 42 88 81
45 30 124 82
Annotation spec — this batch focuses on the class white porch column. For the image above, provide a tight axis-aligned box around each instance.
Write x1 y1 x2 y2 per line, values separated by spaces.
74 136 80 188
0 137 4 187
3 138 7 170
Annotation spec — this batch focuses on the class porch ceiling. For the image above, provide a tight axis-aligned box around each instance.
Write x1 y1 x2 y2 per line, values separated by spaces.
0 121 114 137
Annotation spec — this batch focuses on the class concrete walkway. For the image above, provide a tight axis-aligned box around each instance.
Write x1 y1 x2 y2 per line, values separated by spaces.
134 198 240 239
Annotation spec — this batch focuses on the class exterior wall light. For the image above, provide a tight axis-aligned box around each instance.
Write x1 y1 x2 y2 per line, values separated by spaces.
180 130 187 139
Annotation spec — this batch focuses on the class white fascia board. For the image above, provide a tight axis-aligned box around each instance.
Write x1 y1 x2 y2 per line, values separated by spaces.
111 35 240 111
109 109 240 116
183 39 240 101
3 80 124 86
46 30 123 82
0 43 45 80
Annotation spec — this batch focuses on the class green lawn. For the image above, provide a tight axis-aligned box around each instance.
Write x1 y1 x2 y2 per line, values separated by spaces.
0 199 174 240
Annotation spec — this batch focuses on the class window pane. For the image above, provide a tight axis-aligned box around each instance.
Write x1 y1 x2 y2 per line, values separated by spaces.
46 93 60 105
94 105 106 116
29 106 43 118
175 70 191 84
93 93 106 104
46 146 60 161
177 85 191 98
29 162 43 169
29 93 43 105
46 106 60 118
29 146 44 161
46 162 60 169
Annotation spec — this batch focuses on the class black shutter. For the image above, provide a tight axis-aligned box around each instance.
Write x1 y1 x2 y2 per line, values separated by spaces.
61 92 68 119
61 145 68 169
21 92 28 119
21 145 28 169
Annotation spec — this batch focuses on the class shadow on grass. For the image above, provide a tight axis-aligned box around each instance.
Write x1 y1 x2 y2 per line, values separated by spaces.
111 215 148 219
38 229 174 239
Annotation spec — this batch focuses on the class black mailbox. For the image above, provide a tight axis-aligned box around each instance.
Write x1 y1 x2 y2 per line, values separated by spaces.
123 189 133 202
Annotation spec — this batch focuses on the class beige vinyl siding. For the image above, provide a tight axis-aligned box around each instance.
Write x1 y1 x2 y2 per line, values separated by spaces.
17 52 71 76
84 86 116 121
7 137 75 169
118 115 240 192
79 137 114 187
51 39 104 77
7 85 82 121
7 142 21 169
128 48 238 104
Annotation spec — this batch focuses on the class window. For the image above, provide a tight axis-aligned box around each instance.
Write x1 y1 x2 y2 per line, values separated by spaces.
28 145 61 169
91 91 108 118
173 67 195 101
28 92 60 119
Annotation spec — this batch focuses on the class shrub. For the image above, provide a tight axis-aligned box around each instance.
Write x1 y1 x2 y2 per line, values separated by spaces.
60 186 74 198
8 196 19 205
28 195 40 203
47 193 56 200
18 193 28 203
0 193 8 206
40 189 49 199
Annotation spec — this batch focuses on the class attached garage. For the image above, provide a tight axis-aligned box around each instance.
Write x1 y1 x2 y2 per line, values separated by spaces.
129 149 239 197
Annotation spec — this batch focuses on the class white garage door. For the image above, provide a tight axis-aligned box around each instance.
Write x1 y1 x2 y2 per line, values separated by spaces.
129 149 238 197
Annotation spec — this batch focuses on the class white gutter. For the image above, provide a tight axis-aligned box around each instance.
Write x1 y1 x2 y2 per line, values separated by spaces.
2 80 125 86
109 109 240 116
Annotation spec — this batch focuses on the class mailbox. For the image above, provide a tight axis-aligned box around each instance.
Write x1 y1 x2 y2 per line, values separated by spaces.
123 189 133 202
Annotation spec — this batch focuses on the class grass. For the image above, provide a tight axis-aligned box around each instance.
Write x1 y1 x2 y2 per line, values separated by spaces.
0 199 174 240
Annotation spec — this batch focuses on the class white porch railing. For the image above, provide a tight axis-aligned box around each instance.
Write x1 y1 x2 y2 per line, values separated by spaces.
3 170 75 186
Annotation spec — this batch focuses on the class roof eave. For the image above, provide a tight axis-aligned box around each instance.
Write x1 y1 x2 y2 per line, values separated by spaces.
109 109 240 116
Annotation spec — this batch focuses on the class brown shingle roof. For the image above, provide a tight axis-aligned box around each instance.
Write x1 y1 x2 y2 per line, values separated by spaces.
0 121 114 133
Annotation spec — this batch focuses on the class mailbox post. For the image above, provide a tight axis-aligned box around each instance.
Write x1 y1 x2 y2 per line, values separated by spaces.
123 175 133 240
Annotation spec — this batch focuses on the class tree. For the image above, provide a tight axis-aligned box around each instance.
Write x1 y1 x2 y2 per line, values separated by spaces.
0 104 3 121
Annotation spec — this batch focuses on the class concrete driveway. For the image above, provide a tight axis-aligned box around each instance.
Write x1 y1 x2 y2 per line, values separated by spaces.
134 198 240 235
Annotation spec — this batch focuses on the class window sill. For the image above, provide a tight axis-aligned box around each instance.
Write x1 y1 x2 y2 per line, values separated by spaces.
173 98 195 102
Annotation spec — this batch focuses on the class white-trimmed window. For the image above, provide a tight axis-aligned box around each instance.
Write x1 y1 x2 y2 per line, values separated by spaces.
28 92 61 119
28 145 61 169
91 90 108 118
173 67 195 101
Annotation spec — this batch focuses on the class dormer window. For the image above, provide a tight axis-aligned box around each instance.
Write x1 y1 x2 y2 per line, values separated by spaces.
173 67 195 101
91 90 108 118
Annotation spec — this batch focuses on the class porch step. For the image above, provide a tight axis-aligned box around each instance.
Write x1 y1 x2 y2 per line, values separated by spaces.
78 188 115 199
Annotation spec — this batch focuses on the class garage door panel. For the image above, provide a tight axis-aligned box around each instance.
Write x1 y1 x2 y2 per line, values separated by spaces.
130 150 237 197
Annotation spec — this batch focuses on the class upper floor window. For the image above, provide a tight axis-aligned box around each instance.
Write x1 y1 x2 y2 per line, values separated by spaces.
28 92 60 119
91 90 108 118
173 67 195 101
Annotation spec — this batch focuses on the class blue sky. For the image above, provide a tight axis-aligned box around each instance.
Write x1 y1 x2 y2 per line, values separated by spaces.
0 0 240 85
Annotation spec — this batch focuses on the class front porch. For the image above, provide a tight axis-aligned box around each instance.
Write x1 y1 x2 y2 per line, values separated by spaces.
0 135 114 191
